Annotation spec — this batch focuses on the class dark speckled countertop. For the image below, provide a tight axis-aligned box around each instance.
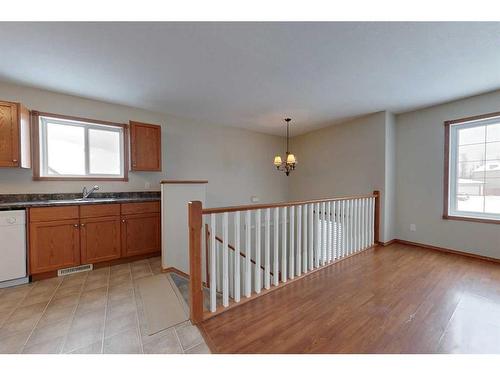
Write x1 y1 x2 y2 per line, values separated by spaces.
0 192 160 210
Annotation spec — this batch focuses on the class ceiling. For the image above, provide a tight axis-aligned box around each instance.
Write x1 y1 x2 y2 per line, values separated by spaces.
0 22 499 136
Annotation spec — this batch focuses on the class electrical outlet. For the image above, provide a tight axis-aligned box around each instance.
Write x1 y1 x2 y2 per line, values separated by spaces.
251 196 260 203
410 224 416 232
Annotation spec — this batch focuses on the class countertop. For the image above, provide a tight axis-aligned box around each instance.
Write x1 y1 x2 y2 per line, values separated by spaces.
0 192 160 210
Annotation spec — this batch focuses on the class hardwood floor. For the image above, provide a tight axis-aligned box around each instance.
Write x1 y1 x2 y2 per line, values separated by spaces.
200 243 500 353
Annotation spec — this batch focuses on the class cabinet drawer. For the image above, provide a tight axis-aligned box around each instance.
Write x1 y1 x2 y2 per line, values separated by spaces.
80 203 120 218
121 201 160 215
29 206 79 222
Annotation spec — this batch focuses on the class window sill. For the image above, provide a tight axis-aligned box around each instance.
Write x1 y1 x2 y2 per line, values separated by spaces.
442 214 500 225
33 176 128 182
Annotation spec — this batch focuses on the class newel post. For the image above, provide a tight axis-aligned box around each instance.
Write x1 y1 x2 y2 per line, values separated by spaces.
188 201 204 324
373 190 380 244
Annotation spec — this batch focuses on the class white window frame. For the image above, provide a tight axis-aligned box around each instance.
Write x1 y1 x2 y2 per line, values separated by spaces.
39 115 126 179
447 115 500 222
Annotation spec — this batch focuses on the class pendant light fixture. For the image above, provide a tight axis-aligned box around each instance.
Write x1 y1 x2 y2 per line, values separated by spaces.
273 118 297 176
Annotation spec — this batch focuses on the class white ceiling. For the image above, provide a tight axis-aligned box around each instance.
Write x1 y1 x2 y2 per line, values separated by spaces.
0 22 499 136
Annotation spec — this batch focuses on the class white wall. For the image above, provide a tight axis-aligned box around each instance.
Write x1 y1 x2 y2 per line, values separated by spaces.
0 82 288 208
288 111 394 242
396 90 500 258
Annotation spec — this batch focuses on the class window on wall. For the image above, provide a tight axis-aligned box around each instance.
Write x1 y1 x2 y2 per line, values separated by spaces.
445 113 500 222
35 113 128 180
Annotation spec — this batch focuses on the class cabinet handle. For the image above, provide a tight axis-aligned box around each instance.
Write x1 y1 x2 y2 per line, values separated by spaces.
122 219 126 223
73 224 79 228
12 159 18 162
81 223 85 227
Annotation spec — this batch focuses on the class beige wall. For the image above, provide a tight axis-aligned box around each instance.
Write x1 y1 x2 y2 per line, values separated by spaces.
288 111 394 242
0 82 288 208
395 90 500 258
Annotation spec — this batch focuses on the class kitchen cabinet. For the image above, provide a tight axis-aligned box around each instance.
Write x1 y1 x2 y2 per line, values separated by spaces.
29 219 81 274
0 100 31 168
130 121 162 171
28 202 161 275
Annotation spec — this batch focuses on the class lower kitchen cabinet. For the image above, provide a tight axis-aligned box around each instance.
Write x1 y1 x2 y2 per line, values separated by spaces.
80 216 121 264
121 212 161 257
29 219 81 274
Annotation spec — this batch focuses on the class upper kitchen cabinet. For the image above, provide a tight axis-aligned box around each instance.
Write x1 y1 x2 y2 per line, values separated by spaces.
129 121 162 171
0 100 31 168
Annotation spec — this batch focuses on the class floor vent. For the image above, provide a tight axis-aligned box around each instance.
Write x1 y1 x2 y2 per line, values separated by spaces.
57 264 93 277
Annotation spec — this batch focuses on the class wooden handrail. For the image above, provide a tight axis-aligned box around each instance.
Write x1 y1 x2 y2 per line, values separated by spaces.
202 193 377 214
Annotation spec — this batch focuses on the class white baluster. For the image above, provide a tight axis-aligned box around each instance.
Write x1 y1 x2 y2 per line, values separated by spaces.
302 204 308 273
308 204 314 270
264 208 271 289
327 201 331 263
360 199 365 250
209 213 217 312
281 206 287 282
331 201 336 260
353 199 358 253
297 205 302 277
358 198 362 251
370 197 375 245
245 210 251 298
349 199 354 255
321 202 326 265
234 211 240 302
289 206 295 279
255 209 261 293
222 212 229 307
342 200 347 258
273 207 279 286
315 203 320 268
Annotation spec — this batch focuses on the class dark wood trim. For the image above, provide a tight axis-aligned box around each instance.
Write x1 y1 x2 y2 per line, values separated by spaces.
395 239 500 264
31 111 127 128
161 266 190 279
160 180 209 184
377 239 397 247
188 201 204 324
442 214 500 225
443 121 451 219
202 193 376 215
202 244 379 322
444 110 500 126
30 111 129 181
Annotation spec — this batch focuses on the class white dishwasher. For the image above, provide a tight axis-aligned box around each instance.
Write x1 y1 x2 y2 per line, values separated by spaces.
0 210 29 288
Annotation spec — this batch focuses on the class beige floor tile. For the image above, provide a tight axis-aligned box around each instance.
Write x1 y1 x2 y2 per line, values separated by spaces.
5 301 47 324
0 316 40 338
104 311 138 338
19 289 54 306
110 264 130 276
109 273 132 286
0 297 23 315
103 327 142 354
70 309 105 332
83 278 108 292
0 330 31 354
63 324 104 353
22 336 64 354
67 340 103 354
26 319 71 346
184 342 211 354
0 285 33 301
108 286 134 302
49 294 80 309
142 328 182 354
175 324 203 351
107 298 137 319
37 305 75 327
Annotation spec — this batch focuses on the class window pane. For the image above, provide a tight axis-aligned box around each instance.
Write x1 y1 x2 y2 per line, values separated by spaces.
456 194 484 213
458 125 485 145
486 142 500 161
89 129 121 175
485 178 500 214
486 122 500 142
458 143 485 163
46 123 85 175
457 161 484 179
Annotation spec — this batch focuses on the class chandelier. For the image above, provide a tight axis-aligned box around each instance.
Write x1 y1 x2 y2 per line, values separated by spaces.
273 118 297 176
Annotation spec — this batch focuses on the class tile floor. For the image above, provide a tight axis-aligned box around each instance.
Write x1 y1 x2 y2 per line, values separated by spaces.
0 257 210 354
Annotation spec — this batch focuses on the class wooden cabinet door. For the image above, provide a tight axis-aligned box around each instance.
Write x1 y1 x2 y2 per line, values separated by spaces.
81 216 121 264
0 101 19 167
29 219 81 274
121 213 161 257
130 121 162 171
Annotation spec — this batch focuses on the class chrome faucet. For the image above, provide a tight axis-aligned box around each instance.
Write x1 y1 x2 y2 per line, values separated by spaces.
82 185 99 199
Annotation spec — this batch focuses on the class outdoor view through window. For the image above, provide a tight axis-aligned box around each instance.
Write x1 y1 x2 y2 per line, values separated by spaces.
450 116 500 219
39 116 124 178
